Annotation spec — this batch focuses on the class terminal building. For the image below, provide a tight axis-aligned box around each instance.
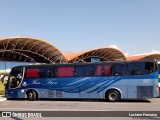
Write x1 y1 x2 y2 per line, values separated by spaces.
0 37 126 73
127 53 160 61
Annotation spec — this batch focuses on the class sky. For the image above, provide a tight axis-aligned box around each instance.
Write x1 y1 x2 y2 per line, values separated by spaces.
0 0 160 56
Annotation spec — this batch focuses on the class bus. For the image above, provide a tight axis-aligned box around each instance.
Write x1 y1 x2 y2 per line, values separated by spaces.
4 60 159 102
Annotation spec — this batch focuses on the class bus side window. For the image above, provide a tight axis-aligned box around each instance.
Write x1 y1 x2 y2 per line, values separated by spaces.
132 63 145 75
75 65 94 77
85 66 94 76
58 67 74 77
114 64 121 75
66 67 74 77
75 66 85 77
39 68 48 78
25 68 39 78
95 66 103 76
145 62 154 74
114 63 131 76
58 67 65 77
104 65 111 76
47 68 57 77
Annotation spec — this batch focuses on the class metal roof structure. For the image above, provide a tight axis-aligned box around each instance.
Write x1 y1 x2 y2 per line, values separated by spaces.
0 37 66 63
0 37 127 64
127 53 160 61
65 47 126 63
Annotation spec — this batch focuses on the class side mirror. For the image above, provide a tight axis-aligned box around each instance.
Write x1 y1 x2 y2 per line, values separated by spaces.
4 83 8 89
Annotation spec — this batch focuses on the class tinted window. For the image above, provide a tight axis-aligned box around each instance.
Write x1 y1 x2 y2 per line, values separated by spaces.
95 66 103 76
75 66 85 76
58 67 74 77
145 62 154 74
47 68 57 77
10 67 23 75
39 67 57 78
131 62 145 75
104 65 112 76
85 66 94 76
75 65 94 77
39 68 48 77
114 63 131 75
25 68 39 78
95 65 112 76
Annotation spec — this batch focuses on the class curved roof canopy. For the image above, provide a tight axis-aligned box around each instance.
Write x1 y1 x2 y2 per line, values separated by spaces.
65 47 126 63
127 53 160 61
0 37 66 63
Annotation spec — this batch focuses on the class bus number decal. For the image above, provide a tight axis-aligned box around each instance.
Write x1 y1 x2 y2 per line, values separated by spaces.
143 79 150 83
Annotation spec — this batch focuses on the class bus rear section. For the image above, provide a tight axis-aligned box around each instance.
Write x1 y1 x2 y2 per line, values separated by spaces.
103 61 159 100
158 63 160 91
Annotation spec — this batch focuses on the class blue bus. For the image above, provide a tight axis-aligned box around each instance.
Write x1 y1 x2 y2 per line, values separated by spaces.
4 60 159 102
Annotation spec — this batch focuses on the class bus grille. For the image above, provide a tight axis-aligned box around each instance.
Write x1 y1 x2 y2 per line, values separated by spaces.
48 90 54 98
137 86 153 98
56 91 62 98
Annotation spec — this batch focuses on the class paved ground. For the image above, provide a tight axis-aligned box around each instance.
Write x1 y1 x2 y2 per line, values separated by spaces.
0 95 6 102
0 98 160 111
0 97 160 120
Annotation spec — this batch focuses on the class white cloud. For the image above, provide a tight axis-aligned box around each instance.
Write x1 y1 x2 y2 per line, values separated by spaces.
108 45 120 50
151 49 160 53
124 53 129 57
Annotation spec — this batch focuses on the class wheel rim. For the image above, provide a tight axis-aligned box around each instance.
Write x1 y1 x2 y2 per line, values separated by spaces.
109 92 117 101
29 92 33 99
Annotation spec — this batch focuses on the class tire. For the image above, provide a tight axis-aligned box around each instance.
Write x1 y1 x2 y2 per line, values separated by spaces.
106 90 120 102
27 90 37 101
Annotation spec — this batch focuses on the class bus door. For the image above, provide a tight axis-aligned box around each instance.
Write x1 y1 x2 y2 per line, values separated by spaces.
0 74 9 97
5 67 23 98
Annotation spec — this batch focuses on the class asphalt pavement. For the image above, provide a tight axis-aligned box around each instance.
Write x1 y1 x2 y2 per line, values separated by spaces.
0 96 160 120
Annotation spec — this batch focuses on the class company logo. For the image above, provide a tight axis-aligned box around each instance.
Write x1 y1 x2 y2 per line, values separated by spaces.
2 112 11 117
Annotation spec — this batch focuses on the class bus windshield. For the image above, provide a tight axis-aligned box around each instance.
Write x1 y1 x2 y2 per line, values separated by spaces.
7 67 23 89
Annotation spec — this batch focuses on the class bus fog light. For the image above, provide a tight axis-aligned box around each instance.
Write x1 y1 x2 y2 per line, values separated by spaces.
21 90 24 93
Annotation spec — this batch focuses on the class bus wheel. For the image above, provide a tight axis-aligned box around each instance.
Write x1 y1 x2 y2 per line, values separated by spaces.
106 90 120 102
27 90 37 101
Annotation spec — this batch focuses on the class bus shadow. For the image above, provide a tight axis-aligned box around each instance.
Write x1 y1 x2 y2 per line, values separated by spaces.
7 98 151 103
119 99 151 103
39 98 151 103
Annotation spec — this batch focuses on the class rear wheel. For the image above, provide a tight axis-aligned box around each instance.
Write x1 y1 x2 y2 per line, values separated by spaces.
27 90 37 101
106 90 120 102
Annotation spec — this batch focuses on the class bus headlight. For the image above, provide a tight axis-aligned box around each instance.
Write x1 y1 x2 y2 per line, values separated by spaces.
21 89 24 93
157 85 159 91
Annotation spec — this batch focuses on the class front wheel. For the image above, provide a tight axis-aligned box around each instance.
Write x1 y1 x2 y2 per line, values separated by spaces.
27 90 37 101
106 90 120 102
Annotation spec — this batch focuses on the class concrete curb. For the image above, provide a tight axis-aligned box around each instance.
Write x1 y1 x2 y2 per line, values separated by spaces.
0 95 6 101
